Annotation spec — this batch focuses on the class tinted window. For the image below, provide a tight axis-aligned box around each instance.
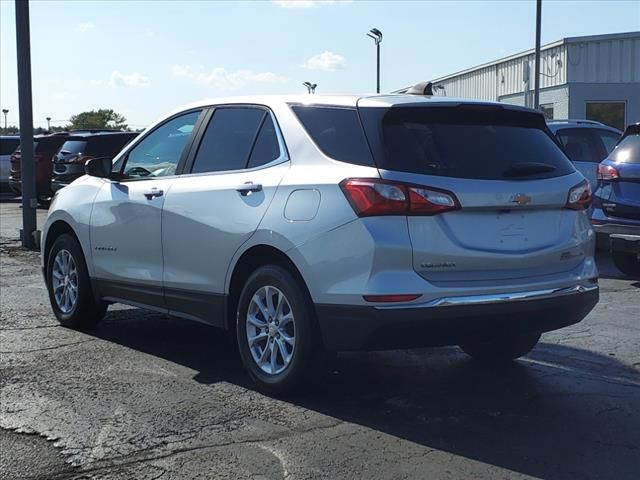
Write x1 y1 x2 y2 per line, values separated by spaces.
86 134 137 155
556 129 602 163
586 102 625 131
247 114 281 168
610 135 640 164
360 106 574 180
0 138 20 155
58 140 88 155
292 106 374 166
120 111 200 178
192 108 265 173
596 130 621 154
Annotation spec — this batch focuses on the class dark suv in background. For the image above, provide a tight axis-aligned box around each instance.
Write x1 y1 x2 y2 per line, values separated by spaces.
547 120 622 189
592 123 640 277
51 131 138 192
9 133 71 203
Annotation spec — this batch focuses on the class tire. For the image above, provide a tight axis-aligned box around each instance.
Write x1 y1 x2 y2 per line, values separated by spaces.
611 250 640 278
46 233 107 329
236 265 318 395
460 331 541 363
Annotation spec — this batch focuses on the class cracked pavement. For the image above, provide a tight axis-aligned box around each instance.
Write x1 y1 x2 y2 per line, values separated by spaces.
1 201 639 479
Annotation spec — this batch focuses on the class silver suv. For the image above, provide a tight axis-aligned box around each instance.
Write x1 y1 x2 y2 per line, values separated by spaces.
42 94 599 393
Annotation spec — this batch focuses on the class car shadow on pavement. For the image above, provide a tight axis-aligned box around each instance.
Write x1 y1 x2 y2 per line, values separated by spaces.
93 308 640 480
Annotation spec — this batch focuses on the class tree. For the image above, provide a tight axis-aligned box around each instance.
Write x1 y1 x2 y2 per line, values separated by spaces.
68 109 128 130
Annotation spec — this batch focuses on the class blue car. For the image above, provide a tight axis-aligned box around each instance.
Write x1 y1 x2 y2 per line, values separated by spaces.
592 123 640 277
547 120 622 190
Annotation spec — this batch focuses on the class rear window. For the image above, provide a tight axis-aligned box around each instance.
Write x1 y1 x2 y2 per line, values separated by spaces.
360 106 575 180
555 128 603 163
59 140 88 155
0 138 20 155
610 135 640 164
291 106 374 166
85 134 137 155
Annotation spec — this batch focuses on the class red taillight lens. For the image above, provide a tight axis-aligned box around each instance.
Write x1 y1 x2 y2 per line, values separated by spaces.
597 164 619 181
339 178 460 217
566 180 591 210
363 294 422 303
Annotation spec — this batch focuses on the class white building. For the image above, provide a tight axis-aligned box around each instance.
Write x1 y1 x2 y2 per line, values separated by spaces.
404 31 640 131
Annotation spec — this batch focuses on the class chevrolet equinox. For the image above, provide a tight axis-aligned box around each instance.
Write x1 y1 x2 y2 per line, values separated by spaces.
42 94 599 393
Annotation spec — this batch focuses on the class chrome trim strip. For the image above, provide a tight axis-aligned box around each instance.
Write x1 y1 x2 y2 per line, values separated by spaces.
376 284 599 310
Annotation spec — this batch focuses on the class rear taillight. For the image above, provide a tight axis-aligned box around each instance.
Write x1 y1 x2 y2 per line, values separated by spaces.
597 164 619 181
566 180 591 210
339 178 460 217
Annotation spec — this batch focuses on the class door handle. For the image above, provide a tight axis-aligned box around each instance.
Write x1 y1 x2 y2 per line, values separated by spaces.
143 188 164 200
236 182 263 196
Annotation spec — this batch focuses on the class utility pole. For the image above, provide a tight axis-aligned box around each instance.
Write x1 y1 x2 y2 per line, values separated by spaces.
2 109 8 129
15 0 38 250
46 116 51 130
533 0 542 109
367 28 383 93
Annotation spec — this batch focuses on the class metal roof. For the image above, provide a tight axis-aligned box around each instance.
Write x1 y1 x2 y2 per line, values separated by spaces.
429 31 640 84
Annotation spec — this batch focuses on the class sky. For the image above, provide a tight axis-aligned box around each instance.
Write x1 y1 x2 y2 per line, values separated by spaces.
1 0 639 128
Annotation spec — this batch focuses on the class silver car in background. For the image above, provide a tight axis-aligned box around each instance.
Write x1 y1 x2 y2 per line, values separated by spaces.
548 119 622 189
0 136 20 194
41 94 599 393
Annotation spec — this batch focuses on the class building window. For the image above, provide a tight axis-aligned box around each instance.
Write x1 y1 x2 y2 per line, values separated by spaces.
541 104 554 120
586 102 625 131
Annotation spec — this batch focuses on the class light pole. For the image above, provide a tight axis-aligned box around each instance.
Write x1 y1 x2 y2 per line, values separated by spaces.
533 0 542 109
366 28 382 93
2 109 8 129
46 116 51 130
302 82 317 94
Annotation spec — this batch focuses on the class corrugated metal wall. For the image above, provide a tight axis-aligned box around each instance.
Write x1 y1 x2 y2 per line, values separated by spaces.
568 36 640 83
436 45 568 101
432 34 639 101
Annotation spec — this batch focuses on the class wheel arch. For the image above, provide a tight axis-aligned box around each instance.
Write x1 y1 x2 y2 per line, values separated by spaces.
43 220 83 271
226 244 316 334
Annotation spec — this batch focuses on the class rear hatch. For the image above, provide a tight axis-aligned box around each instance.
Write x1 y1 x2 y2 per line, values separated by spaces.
53 133 137 178
595 130 640 221
358 103 588 284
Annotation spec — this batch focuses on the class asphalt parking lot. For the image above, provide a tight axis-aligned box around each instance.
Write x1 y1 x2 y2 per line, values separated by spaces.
1 199 639 480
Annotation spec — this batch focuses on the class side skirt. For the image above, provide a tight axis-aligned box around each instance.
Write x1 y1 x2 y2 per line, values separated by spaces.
92 279 228 329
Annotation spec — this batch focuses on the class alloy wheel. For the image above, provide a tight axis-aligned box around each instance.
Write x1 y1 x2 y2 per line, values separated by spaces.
246 285 296 375
51 249 79 314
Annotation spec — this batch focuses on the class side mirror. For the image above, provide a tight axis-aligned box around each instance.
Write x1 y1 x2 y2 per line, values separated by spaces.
85 157 113 178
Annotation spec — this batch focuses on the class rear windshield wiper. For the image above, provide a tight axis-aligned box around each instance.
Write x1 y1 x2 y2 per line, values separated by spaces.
503 162 556 178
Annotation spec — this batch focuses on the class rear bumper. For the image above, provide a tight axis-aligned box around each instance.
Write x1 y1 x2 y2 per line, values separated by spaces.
610 235 640 255
316 284 599 351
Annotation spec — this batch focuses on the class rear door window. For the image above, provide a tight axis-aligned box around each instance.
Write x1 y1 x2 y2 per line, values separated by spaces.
247 114 281 169
191 107 265 173
291 106 374 166
360 106 574 180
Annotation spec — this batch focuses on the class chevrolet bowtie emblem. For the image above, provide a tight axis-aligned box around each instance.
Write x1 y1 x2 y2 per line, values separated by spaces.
511 193 532 205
